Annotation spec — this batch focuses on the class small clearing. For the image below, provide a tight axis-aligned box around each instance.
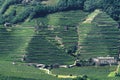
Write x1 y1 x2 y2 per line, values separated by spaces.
58 75 77 78
83 9 101 24
55 35 64 48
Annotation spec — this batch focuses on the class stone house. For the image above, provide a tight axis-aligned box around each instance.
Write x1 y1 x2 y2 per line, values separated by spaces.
4 22 12 28
92 57 118 66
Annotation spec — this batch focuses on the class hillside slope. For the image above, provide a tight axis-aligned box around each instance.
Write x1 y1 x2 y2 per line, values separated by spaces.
0 0 120 80
0 0 119 25
77 11 120 59
26 10 88 65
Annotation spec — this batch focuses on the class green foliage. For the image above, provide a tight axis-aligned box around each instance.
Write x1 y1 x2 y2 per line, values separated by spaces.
0 1 119 80
4 9 16 22
23 0 85 20
12 7 31 23
0 0 119 25
73 75 88 80
26 30 74 65
26 10 88 65
77 12 120 60
0 15 5 24
0 61 60 80
73 77 84 80
84 0 104 11
30 5 50 19
84 0 120 24
0 75 36 80
58 0 84 10
0 0 22 14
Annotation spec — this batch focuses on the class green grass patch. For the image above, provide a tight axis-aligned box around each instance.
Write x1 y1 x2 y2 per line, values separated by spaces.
52 66 116 79
108 71 116 77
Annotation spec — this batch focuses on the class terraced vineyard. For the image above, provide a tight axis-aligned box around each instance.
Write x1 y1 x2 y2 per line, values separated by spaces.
26 10 89 65
0 25 64 80
0 0 120 80
26 32 74 65
0 61 62 80
52 66 117 79
0 10 89 80
0 25 35 61
77 11 120 59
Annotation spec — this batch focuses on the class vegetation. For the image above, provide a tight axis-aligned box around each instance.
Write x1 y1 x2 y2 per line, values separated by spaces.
0 61 61 80
84 0 120 25
0 0 22 14
0 0 119 25
26 10 88 65
52 66 117 80
77 11 120 60
0 0 120 80
0 75 36 80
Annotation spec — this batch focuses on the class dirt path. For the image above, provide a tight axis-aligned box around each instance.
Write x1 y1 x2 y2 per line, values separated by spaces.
39 68 77 78
39 68 55 76
55 35 64 48
83 9 101 24
58 75 77 78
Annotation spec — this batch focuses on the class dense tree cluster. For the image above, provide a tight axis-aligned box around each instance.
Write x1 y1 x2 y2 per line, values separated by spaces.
0 0 22 14
84 0 104 11
30 0 85 19
57 0 84 10
0 0 120 25
84 0 120 25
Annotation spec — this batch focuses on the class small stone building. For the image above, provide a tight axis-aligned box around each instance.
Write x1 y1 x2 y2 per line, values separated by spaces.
35 64 46 68
92 57 118 66
22 0 32 3
4 22 12 28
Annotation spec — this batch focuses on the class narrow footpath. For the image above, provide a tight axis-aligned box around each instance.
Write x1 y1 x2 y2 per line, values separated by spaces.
83 9 101 24
39 68 77 79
